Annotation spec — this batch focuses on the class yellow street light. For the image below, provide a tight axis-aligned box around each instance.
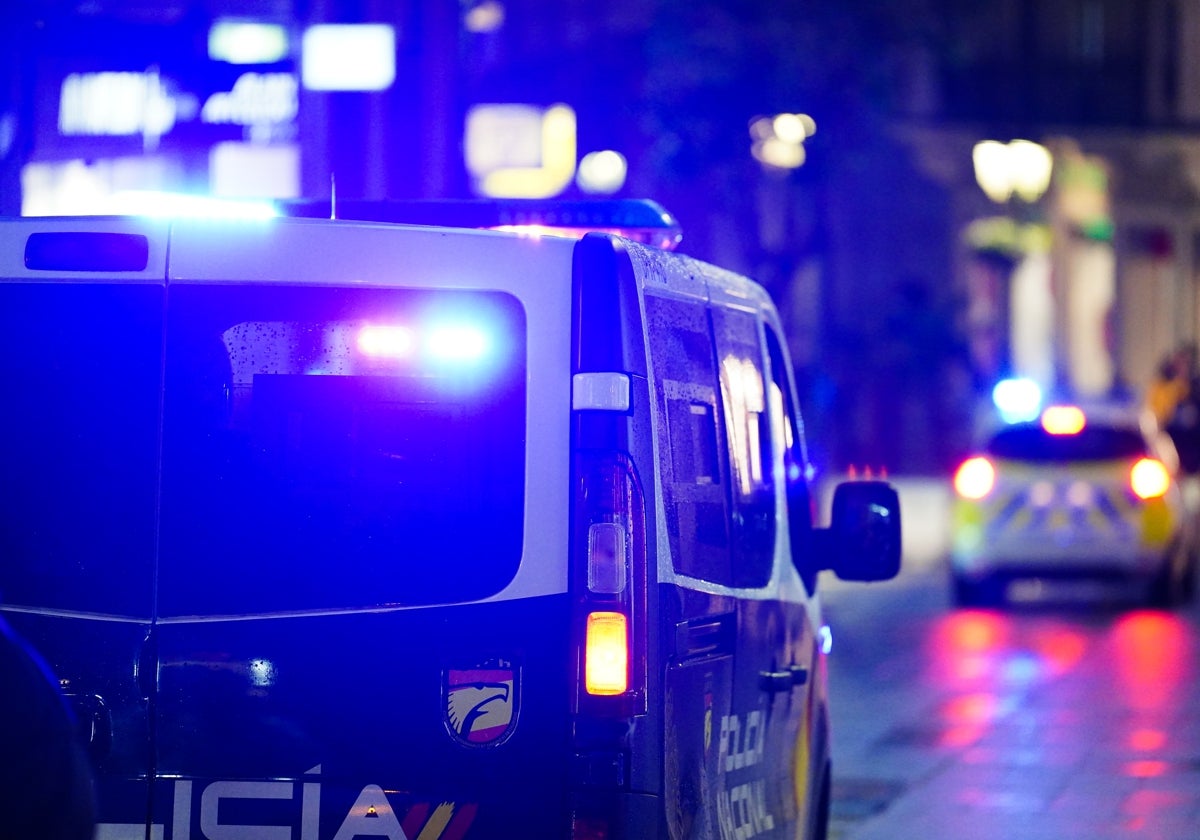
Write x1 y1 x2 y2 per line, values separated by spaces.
972 139 1053 203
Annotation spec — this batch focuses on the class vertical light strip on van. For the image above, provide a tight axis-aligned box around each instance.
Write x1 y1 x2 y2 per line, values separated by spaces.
573 451 647 715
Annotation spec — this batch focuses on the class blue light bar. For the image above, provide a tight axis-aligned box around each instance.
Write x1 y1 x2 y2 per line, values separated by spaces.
108 191 279 219
276 198 684 250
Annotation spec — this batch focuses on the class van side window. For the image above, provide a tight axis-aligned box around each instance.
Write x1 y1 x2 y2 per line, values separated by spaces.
645 293 732 584
764 324 817 593
711 307 775 588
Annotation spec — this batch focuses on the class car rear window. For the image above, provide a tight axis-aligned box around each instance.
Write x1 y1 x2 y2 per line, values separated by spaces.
986 424 1147 462
158 284 527 615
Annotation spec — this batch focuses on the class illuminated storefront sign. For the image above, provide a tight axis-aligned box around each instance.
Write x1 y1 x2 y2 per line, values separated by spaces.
57 69 298 145
464 103 577 198
201 73 298 127
209 21 290 65
58 70 186 144
301 24 396 91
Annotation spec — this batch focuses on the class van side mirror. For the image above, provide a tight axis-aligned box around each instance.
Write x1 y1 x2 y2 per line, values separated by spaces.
815 480 901 582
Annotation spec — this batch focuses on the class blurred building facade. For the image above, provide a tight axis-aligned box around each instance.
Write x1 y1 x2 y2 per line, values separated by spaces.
3 1 1200 476
890 0 1200 429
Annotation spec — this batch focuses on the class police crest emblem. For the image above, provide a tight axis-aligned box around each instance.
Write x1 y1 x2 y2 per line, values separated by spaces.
444 660 518 746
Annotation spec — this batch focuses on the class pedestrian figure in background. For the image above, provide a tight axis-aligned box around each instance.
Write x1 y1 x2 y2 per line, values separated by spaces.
0 615 96 840
1146 347 1191 430
1148 344 1200 476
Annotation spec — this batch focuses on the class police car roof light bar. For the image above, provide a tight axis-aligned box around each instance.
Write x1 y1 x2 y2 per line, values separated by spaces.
276 198 684 251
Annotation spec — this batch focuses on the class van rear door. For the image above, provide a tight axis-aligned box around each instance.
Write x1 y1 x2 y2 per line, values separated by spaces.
0 222 166 834
151 221 578 838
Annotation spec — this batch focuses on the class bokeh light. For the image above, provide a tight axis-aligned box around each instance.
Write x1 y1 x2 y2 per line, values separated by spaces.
577 150 627 194
992 377 1042 423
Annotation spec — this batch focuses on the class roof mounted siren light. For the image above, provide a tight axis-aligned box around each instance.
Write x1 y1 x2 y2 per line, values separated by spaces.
276 198 684 250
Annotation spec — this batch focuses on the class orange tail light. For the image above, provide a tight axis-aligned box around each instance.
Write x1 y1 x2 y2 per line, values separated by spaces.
584 611 628 696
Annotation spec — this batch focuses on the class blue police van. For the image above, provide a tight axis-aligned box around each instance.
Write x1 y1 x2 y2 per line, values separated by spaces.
0 200 899 839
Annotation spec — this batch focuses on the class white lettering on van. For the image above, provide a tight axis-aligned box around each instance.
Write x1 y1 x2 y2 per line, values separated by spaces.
172 780 192 840
715 711 775 840
717 780 775 840
200 780 293 839
301 777 321 840
166 771 481 839
330 785 405 840
718 710 765 771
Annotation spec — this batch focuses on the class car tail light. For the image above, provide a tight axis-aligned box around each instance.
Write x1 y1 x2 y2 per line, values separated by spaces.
572 452 647 716
584 612 628 695
1041 405 1086 435
954 456 996 500
1130 457 1170 500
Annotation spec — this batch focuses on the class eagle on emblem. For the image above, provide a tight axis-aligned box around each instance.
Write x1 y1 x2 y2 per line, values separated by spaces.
445 666 516 745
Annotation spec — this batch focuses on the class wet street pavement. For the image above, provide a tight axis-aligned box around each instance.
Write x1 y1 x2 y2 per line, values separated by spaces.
818 478 1200 839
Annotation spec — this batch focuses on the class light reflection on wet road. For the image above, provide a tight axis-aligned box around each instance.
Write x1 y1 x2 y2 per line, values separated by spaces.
818 479 1200 839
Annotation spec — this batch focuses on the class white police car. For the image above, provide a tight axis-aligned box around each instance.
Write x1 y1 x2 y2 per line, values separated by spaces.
951 401 1196 607
0 200 899 839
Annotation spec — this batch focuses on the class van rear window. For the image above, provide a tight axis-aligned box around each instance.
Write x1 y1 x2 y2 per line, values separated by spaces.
158 284 527 614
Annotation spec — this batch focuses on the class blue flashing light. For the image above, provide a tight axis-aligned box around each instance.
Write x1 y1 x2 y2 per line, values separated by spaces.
355 323 490 364
110 191 279 219
427 325 489 361
357 325 416 358
992 377 1042 424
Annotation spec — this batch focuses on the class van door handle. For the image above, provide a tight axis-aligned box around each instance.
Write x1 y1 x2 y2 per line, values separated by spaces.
758 670 795 694
674 614 735 660
787 664 809 686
